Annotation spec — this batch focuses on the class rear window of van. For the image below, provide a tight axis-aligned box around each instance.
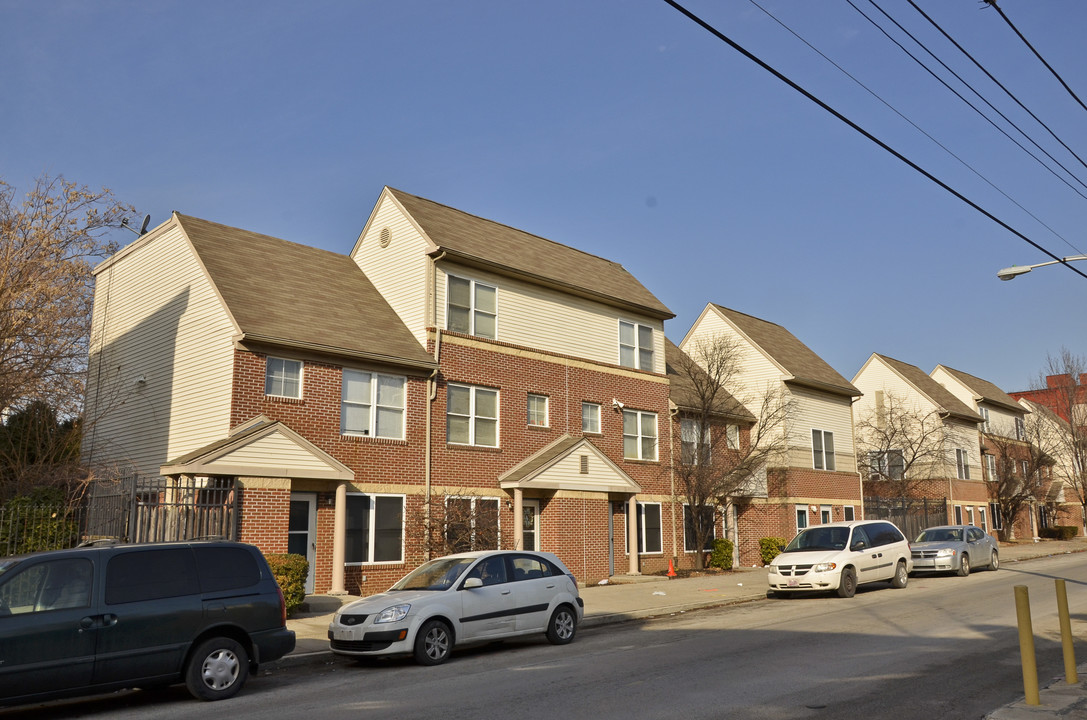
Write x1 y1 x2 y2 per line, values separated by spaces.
106 548 198 604
195 546 260 591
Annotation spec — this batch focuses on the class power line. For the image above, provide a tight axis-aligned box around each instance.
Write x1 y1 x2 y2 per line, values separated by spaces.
908 0 1087 178
853 0 1087 203
658 0 1087 281
983 0 1087 118
746 0 1081 257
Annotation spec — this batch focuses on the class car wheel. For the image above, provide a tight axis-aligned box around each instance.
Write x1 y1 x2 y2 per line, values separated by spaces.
891 560 908 588
546 605 577 645
836 568 857 598
185 637 249 701
413 619 453 666
957 554 971 577
989 550 999 571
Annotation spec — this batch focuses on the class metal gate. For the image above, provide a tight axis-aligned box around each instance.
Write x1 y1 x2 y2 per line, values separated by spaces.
863 497 947 540
85 475 240 543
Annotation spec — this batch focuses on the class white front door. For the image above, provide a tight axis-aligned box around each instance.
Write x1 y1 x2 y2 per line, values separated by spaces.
522 500 540 551
288 492 317 594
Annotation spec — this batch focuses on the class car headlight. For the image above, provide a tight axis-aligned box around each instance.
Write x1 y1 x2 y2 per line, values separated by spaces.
812 562 837 573
936 548 957 557
374 604 411 624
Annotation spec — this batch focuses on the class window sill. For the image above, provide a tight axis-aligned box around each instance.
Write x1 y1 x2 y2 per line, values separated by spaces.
341 434 408 445
265 395 303 404
446 443 502 453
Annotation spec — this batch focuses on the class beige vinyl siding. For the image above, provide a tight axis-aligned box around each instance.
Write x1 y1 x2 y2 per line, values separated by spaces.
435 262 665 371
945 420 981 478
216 431 339 474
852 356 942 420
84 223 236 479
351 196 431 346
787 387 857 473
930 367 974 409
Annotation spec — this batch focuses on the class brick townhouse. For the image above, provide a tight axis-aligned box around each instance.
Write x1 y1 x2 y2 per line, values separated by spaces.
84 187 697 596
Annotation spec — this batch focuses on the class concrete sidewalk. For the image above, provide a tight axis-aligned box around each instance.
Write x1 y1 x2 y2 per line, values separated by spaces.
280 537 1087 718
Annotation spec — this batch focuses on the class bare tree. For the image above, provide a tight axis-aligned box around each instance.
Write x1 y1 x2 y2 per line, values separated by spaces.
983 424 1052 540
667 337 790 568
410 489 503 559
1030 350 1087 531
854 390 948 498
0 174 134 417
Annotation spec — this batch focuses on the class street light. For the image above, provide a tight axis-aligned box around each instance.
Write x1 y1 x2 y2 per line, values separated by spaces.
997 254 1087 281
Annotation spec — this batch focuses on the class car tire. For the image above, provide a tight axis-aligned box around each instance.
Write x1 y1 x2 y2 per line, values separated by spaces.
184 637 249 701
957 554 971 577
546 605 577 645
836 568 857 598
989 550 999 571
413 619 453 666
891 560 908 588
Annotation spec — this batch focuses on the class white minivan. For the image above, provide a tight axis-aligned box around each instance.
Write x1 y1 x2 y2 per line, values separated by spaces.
767 520 912 598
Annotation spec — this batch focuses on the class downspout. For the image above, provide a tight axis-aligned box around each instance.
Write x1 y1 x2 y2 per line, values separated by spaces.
668 401 678 567
424 251 446 561
850 395 864 520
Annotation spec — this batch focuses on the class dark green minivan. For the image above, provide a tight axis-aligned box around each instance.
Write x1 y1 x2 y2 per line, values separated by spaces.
0 540 295 705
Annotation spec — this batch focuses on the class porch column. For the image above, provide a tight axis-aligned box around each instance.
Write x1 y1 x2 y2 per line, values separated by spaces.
330 482 347 595
628 495 640 575
513 488 524 550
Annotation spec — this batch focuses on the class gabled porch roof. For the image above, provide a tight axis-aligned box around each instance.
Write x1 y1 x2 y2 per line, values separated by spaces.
499 435 641 494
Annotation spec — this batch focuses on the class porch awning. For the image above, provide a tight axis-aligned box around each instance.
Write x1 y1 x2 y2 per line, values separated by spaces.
499 435 641 494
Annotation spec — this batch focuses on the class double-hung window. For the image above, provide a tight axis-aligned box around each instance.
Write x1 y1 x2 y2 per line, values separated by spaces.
979 407 991 433
447 384 499 447
447 275 497 339
265 357 302 399
985 454 997 481
345 494 404 564
623 409 658 461
868 449 904 481
955 448 971 479
683 505 716 552
527 394 549 427
619 320 654 371
1014 416 1025 440
582 402 601 434
726 424 740 450
812 429 835 471
445 497 500 553
680 417 710 465
341 370 406 439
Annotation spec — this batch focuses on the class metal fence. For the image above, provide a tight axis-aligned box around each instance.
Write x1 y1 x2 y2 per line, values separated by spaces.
1 476 239 557
864 496 947 540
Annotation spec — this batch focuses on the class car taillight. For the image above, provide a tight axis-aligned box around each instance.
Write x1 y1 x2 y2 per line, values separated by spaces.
277 585 287 626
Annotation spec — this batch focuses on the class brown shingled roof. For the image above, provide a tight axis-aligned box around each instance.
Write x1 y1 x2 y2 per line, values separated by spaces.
177 213 435 370
665 339 754 422
387 188 673 320
935 365 1024 413
710 305 860 398
875 355 983 423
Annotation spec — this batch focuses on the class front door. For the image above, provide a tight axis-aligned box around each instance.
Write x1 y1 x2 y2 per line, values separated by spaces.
522 500 540 551
288 493 317 594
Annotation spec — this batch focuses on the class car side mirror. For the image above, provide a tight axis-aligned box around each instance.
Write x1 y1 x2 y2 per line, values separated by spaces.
850 541 866 552
462 577 483 590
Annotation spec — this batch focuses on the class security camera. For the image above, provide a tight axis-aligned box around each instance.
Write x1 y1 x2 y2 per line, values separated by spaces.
612 398 625 411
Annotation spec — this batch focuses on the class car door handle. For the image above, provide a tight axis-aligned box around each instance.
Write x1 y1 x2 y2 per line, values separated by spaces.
545 584 555 589
501 590 511 595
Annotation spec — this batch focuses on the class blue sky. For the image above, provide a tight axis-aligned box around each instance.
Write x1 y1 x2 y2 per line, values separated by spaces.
3 1 1085 393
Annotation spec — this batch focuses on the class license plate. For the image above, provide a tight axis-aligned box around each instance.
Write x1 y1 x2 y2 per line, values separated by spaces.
788 579 798 587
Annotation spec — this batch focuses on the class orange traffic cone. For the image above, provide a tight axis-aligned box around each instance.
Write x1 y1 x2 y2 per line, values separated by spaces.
667 558 677 578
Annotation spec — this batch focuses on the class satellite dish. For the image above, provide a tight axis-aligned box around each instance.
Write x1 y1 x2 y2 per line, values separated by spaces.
121 214 152 236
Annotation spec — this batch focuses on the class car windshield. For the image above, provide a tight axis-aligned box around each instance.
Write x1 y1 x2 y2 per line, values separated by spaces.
916 528 962 543
783 526 850 553
390 556 476 591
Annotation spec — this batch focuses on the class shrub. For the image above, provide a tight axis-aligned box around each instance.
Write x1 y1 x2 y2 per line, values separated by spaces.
709 538 734 570
265 553 308 616
760 537 787 565
1040 525 1079 540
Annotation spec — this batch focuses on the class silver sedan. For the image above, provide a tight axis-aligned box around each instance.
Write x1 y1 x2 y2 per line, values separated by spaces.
911 525 999 576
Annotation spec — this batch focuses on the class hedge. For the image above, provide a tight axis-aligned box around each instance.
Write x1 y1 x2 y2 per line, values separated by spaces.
709 538 734 570
759 537 788 565
265 553 309 616
1039 525 1079 540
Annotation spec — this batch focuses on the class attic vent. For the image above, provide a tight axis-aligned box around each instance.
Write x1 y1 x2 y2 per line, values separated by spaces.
580 455 589 474
379 227 392 248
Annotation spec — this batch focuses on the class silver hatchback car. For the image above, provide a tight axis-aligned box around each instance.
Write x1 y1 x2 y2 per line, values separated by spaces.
328 550 583 665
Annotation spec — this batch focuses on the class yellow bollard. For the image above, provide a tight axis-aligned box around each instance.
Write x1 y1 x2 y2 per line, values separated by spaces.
1056 579 1078 684
1015 585 1041 706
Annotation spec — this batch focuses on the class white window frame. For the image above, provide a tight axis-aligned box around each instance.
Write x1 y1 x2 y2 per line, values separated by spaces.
990 502 1003 530
341 369 406 439
954 505 963 524
820 505 832 524
680 417 710 465
843 505 856 522
265 357 302 399
527 393 549 428
1014 416 1025 441
618 320 654 371
444 496 501 552
979 506 987 531
344 493 404 565
447 384 499 447
812 429 836 471
582 402 601 434
683 504 717 553
979 407 991 433
623 409 658 461
967 506 975 526
795 505 809 533
956 448 971 480
985 454 997 481
726 424 740 450
628 502 663 555
446 274 497 339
